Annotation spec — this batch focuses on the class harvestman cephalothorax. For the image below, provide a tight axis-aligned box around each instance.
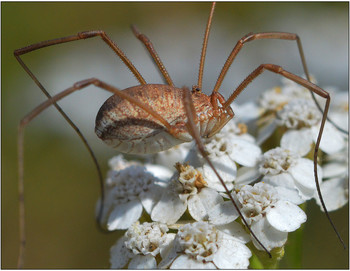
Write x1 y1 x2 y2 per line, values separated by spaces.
14 2 347 268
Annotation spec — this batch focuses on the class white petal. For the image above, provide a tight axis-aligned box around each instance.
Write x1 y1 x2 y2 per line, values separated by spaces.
289 158 322 199
139 184 163 214
235 166 261 185
216 221 251 244
273 186 305 205
170 255 216 269
251 218 288 251
160 233 176 259
110 237 132 268
232 132 256 143
200 155 236 192
144 164 174 182
234 101 261 123
128 255 157 269
107 200 143 230
155 142 193 169
187 195 207 222
257 118 278 145
281 129 313 156
213 233 251 269
266 200 306 232
329 111 348 131
228 138 262 167
311 121 345 154
158 236 178 269
208 201 239 225
316 177 348 212
264 172 296 189
187 188 224 221
323 162 348 179
151 189 187 224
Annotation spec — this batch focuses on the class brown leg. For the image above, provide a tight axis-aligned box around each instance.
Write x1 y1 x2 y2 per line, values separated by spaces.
14 30 146 85
182 87 272 258
224 63 346 249
15 55 105 224
131 25 174 86
196 2 216 90
211 31 347 134
17 78 173 268
14 30 150 249
212 32 309 92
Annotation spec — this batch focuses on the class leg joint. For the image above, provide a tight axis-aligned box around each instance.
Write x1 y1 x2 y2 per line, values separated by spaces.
77 30 106 39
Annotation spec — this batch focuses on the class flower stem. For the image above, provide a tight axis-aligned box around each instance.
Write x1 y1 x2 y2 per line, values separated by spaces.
248 244 284 269
282 203 306 268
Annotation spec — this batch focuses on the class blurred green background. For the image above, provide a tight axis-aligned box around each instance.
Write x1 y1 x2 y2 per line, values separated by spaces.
2 2 348 268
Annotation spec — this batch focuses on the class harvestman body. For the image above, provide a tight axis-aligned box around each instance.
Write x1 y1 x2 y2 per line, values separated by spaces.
15 2 346 268
95 84 232 154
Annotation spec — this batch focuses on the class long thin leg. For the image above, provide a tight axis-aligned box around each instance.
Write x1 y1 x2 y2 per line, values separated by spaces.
14 30 146 85
17 78 173 268
211 31 347 134
131 25 174 86
212 32 309 93
182 88 272 257
223 63 346 249
14 30 149 258
197 2 216 90
14 55 106 227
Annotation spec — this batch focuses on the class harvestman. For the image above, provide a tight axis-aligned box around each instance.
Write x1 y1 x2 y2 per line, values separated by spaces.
15 2 346 268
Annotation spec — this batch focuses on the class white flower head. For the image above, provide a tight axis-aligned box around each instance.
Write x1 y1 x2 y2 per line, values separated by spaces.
256 77 347 151
100 157 168 230
259 147 323 203
159 221 252 269
151 163 232 225
277 98 346 156
234 182 307 251
260 147 298 175
110 221 175 269
124 221 170 256
277 99 321 129
236 147 323 204
259 86 291 112
186 119 262 192
258 75 315 114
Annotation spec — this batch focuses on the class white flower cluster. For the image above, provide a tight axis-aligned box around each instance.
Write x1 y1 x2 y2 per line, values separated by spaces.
100 78 348 269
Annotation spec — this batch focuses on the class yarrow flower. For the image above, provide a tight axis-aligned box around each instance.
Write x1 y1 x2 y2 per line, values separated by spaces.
233 183 307 250
98 77 348 269
187 119 262 192
256 77 316 144
151 163 230 224
99 156 171 230
236 147 322 203
259 76 315 114
159 221 252 269
277 98 346 156
110 221 175 268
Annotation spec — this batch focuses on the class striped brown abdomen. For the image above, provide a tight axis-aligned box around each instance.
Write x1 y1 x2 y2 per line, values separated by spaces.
95 84 213 154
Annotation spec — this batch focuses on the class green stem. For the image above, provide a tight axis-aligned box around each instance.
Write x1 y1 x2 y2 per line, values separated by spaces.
248 244 284 269
282 202 306 268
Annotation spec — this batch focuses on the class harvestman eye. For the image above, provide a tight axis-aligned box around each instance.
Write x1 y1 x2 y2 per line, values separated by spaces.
14 1 347 268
